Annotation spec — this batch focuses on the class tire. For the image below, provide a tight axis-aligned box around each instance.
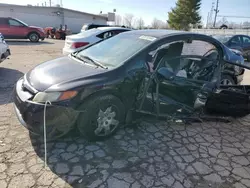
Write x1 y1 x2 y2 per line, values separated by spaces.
247 55 250 63
221 74 236 85
28 32 40 42
77 94 125 141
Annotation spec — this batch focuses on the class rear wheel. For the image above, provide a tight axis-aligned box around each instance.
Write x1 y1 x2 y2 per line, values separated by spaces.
77 94 125 141
28 32 39 42
221 74 236 85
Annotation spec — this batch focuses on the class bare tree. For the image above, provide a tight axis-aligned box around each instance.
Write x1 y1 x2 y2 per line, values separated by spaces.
115 15 122 26
135 17 145 29
123 14 134 28
151 18 161 29
151 18 167 29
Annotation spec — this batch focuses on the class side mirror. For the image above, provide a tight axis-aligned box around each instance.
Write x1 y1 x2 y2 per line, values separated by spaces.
157 67 175 80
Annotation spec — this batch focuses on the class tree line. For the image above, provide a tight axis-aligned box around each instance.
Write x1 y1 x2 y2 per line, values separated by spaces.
116 0 202 31
115 14 168 29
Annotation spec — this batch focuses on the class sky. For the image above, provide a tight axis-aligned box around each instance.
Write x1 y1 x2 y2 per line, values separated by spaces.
0 0 250 25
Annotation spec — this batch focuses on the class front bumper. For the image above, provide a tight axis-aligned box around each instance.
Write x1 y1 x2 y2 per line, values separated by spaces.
13 79 79 136
0 48 10 62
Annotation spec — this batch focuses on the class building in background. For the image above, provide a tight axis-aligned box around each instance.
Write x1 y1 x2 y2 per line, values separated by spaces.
0 3 115 33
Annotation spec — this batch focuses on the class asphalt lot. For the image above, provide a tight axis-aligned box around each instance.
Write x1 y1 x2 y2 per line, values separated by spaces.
1 39 250 188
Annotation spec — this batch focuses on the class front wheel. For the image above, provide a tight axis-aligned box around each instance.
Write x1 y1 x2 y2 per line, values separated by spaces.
77 94 125 141
29 32 39 42
221 74 236 85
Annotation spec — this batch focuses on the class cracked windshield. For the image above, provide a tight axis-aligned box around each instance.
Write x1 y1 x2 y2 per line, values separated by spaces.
1 0 250 188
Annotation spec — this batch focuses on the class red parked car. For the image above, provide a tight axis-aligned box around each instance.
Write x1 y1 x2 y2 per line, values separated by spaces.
0 17 45 42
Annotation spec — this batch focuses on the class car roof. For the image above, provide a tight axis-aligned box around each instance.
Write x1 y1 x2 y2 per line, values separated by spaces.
96 27 131 31
87 23 109 26
122 29 190 38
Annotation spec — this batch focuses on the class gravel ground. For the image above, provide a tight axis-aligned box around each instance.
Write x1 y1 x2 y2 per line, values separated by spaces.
0 39 250 188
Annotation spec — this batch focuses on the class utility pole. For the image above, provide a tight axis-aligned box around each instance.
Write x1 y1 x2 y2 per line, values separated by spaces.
49 0 52 7
208 2 215 28
45 1 46 6
213 0 219 28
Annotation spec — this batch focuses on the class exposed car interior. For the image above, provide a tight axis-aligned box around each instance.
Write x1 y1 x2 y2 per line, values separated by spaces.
151 40 220 82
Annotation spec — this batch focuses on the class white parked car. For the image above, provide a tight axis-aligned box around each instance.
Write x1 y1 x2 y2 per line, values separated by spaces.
0 33 10 63
63 27 131 55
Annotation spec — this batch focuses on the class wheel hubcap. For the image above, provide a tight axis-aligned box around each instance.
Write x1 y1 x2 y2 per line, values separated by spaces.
31 34 37 41
221 79 233 85
95 107 119 136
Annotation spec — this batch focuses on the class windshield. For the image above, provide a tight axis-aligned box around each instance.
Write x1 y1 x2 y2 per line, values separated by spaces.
15 18 28 26
213 35 232 43
76 33 154 68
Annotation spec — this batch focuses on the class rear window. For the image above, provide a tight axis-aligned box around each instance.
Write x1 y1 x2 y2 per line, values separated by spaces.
77 28 101 37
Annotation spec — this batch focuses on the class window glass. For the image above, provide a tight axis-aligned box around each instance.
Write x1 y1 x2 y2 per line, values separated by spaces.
8 19 24 26
181 40 216 56
76 28 101 37
242 36 250 44
112 30 128 35
103 31 113 39
77 33 153 68
230 36 241 45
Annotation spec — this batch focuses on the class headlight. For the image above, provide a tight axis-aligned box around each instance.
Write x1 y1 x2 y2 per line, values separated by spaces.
33 91 77 103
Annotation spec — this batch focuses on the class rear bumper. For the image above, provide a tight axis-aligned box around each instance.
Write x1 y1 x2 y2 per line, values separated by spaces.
62 48 76 55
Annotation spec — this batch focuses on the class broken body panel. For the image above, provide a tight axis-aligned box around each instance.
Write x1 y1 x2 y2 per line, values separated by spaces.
136 34 250 121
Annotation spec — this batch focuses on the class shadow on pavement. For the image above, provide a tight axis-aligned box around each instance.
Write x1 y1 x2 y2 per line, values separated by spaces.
0 67 24 105
6 40 54 45
30 123 146 187
28 115 250 188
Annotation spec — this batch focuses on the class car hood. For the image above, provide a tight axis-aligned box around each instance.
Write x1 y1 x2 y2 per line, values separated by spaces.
224 46 244 65
230 48 242 55
26 56 108 92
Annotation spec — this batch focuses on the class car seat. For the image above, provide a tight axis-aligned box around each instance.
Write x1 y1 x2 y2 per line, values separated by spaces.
155 42 184 73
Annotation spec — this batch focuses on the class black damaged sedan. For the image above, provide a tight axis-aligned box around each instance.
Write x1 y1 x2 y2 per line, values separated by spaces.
14 30 249 141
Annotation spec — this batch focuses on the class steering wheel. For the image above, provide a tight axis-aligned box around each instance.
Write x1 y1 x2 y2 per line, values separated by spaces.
202 48 218 57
